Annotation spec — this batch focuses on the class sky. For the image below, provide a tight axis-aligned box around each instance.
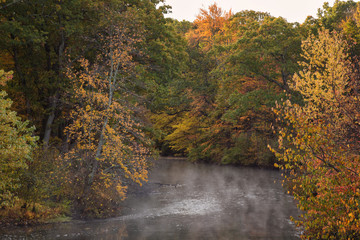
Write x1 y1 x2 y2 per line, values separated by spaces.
163 0 337 24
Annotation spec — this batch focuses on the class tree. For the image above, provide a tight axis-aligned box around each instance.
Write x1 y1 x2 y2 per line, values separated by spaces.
0 0 89 145
198 12 302 165
316 1 360 55
271 29 360 239
226 15 302 91
187 3 232 50
63 9 151 217
318 0 357 31
0 70 37 207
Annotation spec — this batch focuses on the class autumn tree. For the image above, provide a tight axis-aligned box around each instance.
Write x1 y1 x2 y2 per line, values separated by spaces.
272 29 360 239
63 9 151 217
186 3 232 50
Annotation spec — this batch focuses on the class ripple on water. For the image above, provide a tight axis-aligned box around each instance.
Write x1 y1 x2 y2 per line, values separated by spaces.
120 195 221 221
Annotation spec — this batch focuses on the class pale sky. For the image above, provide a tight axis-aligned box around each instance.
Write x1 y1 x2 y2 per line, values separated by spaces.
164 0 338 23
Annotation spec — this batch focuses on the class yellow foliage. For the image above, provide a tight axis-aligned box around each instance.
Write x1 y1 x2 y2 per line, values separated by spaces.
60 9 151 216
271 29 360 239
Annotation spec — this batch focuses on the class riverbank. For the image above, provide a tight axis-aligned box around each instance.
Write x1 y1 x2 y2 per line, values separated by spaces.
0 202 70 227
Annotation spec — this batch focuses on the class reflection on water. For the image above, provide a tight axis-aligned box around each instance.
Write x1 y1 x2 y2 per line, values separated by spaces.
0 157 300 240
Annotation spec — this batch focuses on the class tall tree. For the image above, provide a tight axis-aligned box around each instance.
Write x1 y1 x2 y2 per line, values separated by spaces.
63 9 151 216
0 0 104 146
272 29 360 239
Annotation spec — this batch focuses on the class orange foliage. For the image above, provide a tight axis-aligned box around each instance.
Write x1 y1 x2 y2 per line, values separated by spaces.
187 3 232 50
61 9 151 217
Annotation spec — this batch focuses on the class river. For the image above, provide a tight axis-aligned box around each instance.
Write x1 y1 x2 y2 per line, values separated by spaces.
0 157 300 240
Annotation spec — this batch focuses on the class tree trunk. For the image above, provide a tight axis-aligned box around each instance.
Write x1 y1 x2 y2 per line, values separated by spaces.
43 93 59 147
83 50 117 196
43 12 66 148
12 46 32 116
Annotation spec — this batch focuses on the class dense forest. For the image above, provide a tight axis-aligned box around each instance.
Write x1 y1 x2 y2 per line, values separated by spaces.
1 0 360 239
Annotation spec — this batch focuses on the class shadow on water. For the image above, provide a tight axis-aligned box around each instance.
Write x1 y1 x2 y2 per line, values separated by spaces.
0 157 301 240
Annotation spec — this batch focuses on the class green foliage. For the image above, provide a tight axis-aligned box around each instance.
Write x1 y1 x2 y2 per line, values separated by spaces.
0 0 107 142
0 70 38 207
225 15 302 91
157 6 302 166
318 0 357 30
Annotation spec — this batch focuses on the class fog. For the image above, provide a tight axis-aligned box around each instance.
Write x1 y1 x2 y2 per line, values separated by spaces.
0 157 300 240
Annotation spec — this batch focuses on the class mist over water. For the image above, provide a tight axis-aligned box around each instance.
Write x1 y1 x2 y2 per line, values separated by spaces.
0 157 300 240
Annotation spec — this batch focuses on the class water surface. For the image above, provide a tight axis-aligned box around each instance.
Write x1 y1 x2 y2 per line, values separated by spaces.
0 157 300 240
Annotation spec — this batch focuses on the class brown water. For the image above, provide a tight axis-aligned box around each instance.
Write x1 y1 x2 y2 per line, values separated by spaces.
0 157 300 240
